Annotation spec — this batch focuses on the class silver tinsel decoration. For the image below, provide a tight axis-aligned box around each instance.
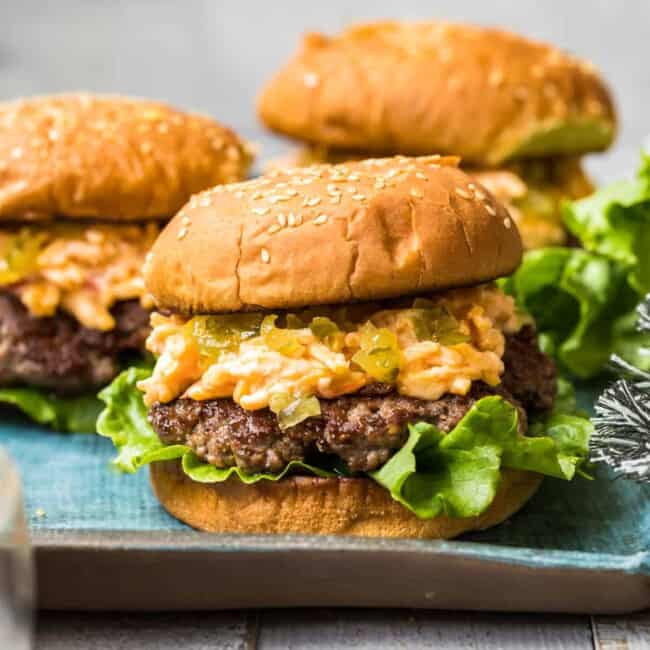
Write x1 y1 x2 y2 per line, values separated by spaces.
591 295 650 482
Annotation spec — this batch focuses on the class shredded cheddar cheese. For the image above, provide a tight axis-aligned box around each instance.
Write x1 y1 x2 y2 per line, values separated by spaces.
0 223 160 330
139 286 523 409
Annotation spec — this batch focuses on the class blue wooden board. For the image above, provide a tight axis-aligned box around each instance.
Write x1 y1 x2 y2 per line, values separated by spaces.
0 383 649 588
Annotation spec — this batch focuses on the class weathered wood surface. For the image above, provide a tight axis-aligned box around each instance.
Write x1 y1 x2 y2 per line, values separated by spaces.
592 611 650 650
35 609 607 649
256 609 594 649
35 611 256 650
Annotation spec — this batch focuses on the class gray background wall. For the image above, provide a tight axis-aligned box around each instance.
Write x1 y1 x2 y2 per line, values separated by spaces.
1 0 648 180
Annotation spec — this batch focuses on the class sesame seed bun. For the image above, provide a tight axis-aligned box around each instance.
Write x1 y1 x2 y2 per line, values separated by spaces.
258 21 616 165
150 461 542 539
0 94 252 222
144 155 522 314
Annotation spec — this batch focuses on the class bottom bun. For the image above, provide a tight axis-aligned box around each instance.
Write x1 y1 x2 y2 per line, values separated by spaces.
150 462 542 539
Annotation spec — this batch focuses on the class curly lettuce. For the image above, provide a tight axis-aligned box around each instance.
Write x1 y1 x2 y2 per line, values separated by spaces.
98 369 591 520
502 153 650 378
563 153 650 294
0 388 102 433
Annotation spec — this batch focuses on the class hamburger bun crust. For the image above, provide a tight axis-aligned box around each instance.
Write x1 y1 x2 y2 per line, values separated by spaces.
145 156 522 314
150 462 542 539
0 94 252 222
258 21 616 165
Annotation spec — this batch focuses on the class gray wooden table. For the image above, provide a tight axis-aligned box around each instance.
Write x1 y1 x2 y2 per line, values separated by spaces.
35 609 650 649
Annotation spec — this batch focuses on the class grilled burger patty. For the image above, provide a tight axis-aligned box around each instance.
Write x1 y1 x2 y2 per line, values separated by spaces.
150 326 556 474
0 292 150 394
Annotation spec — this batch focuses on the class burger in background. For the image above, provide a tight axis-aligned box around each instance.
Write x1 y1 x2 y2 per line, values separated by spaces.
258 21 616 249
98 155 591 539
0 94 252 431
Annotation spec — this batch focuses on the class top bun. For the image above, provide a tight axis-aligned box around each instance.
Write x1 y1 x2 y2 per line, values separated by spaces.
0 94 252 222
258 21 616 166
145 155 522 314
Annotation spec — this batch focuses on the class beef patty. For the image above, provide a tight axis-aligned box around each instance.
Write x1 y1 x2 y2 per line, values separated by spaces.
150 325 556 474
0 291 150 394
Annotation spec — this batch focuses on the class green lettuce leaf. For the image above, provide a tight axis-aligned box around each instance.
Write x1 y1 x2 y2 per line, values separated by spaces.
370 396 591 519
563 153 650 293
97 367 189 472
502 153 650 379
98 370 591 520
0 388 102 433
503 247 641 378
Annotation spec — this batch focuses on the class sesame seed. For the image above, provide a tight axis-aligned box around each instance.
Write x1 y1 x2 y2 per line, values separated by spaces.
415 172 428 180
306 197 321 207
485 204 497 216
277 213 287 227
488 69 504 86
48 129 59 142
347 173 360 181
347 186 357 194
10 147 23 159
503 217 512 229
260 248 270 263
303 72 320 88
313 214 328 225
251 191 263 200
252 207 270 216
178 228 188 240
473 188 486 201
268 224 282 234
429 163 440 169
455 188 472 200
235 191 245 199
410 188 423 198
286 188 298 197
287 213 296 227
352 194 366 201
330 195 341 204
181 216 191 226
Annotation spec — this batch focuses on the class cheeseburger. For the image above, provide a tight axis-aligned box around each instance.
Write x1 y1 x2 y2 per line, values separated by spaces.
258 21 616 249
0 94 251 429
99 155 591 539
